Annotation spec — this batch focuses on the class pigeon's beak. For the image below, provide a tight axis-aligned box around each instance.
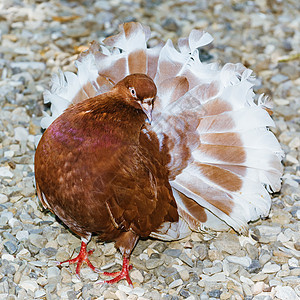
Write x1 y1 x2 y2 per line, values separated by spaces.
140 101 153 124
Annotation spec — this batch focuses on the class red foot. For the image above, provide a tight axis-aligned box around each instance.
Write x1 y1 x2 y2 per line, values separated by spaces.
58 241 99 278
99 256 133 287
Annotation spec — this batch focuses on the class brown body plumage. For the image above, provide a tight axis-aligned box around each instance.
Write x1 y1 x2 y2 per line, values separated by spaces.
35 74 178 284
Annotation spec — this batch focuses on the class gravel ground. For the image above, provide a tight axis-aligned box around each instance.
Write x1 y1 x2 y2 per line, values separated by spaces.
0 0 299 299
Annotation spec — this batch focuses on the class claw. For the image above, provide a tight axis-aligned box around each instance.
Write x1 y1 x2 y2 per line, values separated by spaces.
97 256 133 287
58 241 98 278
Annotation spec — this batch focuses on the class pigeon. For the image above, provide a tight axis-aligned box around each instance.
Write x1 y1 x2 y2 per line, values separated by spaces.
34 22 283 286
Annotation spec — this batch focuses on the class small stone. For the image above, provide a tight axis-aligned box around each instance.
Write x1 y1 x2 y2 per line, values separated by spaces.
208 249 223 261
35 290 46 298
169 278 183 288
200 272 226 282
288 257 299 268
16 249 31 259
3 241 18 254
162 18 179 32
203 265 222 275
208 290 222 298
194 244 207 260
47 266 60 278
29 234 47 248
289 137 300 149
275 285 298 300
103 290 118 299
262 262 280 273
161 267 178 277
251 282 268 295
145 258 164 270
56 234 69 246
16 230 29 241
2 253 15 261
251 272 268 282
259 251 272 265
270 74 289 84
0 167 14 178
226 256 251 267
103 242 116 256
164 248 182 258
180 289 190 298
130 269 144 283
0 194 8 204
131 287 145 297
14 127 29 141
179 269 190 281
214 233 241 255
153 242 167 253
40 247 57 257
294 242 300 251
179 252 194 267
165 272 181 285
19 280 38 292
255 225 281 243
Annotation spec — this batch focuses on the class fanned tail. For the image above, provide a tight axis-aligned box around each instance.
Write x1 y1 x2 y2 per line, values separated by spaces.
151 33 283 234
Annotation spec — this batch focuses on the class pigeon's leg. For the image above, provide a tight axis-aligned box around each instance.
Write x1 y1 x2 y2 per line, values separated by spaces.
99 255 133 287
58 237 99 278
98 231 138 287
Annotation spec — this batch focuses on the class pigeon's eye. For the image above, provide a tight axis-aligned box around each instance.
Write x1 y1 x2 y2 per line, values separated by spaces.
129 87 137 98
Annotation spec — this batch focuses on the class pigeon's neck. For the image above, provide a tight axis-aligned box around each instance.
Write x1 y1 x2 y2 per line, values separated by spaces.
65 93 147 142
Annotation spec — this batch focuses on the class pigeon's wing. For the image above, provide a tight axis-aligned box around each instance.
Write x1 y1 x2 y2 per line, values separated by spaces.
103 134 178 238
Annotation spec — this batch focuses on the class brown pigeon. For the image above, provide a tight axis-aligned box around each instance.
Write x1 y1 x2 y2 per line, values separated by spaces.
34 22 283 286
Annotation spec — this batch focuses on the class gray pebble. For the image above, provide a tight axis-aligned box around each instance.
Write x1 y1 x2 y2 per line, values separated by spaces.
4 241 18 254
163 248 182 258
246 260 261 273
146 258 164 270
40 247 58 257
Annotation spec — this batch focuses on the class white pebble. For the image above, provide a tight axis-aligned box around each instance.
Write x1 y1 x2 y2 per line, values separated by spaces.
47 266 60 278
131 287 145 296
118 284 132 294
19 280 38 292
16 249 31 259
0 167 13 178
262 262 280 273
34 289 46 298
0 194 8 204
288 257 299 268
1 211 13 220
14 126 29 141
139 253 149 260
226 255 252 267
16 230 29 241
1 254 15 261
275 285 298 300
200 272 226 282
130 269 144 283
8 218 19 227
240 275 254 286
169 278 183 288
4 150 14 158
296 210 300 220
277 232 290 243
251 282 268 295
115 290 127 300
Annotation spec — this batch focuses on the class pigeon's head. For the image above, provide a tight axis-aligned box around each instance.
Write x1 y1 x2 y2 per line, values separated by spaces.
114 73 157 123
